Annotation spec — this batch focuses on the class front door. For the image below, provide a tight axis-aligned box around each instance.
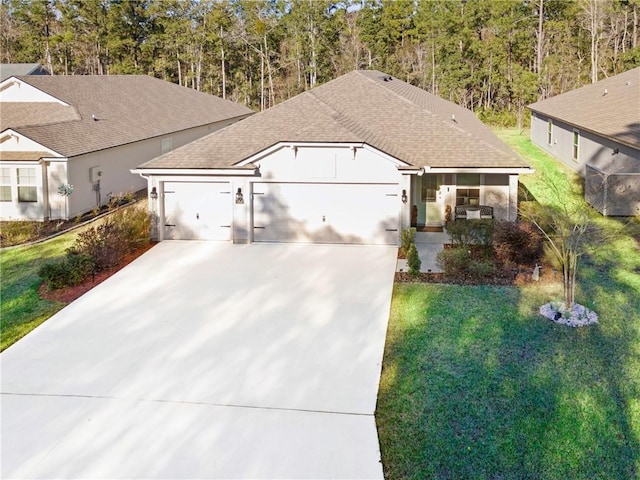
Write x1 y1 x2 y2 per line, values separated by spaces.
414 174 443 226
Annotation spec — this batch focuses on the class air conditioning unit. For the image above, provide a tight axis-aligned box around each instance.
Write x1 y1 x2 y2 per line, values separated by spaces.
89 166 102 183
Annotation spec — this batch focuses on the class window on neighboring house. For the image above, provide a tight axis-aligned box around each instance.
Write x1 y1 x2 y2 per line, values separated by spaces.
17 168 37 202
547 119 553 145
572 130 579 162
162 137 173 154
0 168 11 202
0 167 11 202
456 173 481 206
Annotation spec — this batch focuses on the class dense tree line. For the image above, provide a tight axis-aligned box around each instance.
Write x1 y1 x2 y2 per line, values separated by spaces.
2 0 639 127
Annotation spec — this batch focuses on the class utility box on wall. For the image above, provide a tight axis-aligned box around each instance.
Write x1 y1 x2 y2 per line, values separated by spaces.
89 166 102 183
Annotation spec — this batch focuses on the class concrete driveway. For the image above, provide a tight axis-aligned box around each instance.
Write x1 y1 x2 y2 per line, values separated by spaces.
1 241 397 479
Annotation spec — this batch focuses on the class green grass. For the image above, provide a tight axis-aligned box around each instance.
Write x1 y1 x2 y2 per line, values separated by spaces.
376 129 640 479
0 234 78 351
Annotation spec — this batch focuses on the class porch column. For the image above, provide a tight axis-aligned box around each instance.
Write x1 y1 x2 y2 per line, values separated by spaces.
509 174 519 221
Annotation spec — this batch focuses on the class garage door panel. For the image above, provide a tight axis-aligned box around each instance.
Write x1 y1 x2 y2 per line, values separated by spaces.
164 182 231 240
253 183 398 245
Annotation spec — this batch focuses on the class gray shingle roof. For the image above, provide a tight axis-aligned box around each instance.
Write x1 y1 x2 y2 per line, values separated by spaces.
528 67 640 149
1 75 254 157
1 102 80 129
138 70 527 170
0 151 53 161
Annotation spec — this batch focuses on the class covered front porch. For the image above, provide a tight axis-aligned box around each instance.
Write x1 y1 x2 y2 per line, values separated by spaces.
406 171 521 231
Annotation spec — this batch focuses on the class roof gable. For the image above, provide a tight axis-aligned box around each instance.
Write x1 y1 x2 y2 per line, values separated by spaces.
528 67 640 149
139 70 526 170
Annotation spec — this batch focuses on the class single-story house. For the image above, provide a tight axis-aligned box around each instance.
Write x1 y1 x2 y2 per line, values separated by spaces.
0 63 49 82
528 67 640 216
133 70 533 245
0 75 253 221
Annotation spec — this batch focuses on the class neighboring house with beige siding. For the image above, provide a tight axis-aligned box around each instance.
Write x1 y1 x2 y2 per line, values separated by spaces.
0 75 253 221
528 67 640 216
133 70 532 245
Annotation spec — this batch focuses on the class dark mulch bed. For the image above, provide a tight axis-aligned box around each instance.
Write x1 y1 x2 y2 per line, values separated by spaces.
395 265 559 286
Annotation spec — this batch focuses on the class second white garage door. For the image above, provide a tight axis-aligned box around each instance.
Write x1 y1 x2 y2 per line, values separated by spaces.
252 183 399 245
163 182 232 240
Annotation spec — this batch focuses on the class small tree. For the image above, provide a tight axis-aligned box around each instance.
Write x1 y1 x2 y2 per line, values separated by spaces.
399 227 416 257
406 243 421 277
520 187 598 309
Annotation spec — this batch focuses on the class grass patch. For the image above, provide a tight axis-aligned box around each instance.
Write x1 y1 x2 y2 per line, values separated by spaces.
1 234 76 351
377 129 640 478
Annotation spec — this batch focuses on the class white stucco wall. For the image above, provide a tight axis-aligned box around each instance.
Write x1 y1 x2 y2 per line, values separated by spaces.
146 144 408 244
254 145 402 183
0 79 63 103
0 130 60 154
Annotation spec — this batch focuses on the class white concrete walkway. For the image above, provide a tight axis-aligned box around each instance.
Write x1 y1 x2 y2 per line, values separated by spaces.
1 242 397 479
396 231 449 273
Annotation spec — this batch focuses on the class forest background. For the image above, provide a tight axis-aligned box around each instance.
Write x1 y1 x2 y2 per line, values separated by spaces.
2 0 639 128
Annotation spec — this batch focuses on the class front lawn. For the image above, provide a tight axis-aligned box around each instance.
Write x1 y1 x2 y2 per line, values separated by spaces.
376 130 640 478
0 235 75 351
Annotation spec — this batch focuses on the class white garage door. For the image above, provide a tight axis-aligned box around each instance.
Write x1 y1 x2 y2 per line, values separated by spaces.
252 183 399 244
164 182 232 240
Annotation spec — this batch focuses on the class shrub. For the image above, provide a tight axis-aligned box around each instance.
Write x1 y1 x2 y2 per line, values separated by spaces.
406 243 421 277
109 205 151 250
468 259 496 278
493 220 543 267
446 219 495 247
108 191 135 210
0 221 46 246
70 221 124 273
436 247 472 277
69 206 150 274
399 227 416 257
39 253 93 290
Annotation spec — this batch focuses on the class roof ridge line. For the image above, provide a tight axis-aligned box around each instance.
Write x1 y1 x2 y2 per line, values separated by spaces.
307 87 406 160
355 71 520 162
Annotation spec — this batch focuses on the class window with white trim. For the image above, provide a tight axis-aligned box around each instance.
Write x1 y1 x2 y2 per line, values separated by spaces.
17 168 37 202
572 130 579 162
547 119 553 145
456 173 481 206
0 168 11 202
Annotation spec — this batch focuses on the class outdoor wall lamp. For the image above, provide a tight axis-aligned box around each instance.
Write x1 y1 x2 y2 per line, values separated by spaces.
612 148 619 155
150 186 158 200
401 189 408 204
235 187 244 204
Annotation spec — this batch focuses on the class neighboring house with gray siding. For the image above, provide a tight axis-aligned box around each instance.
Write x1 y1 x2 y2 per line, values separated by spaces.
0 63 49 82
0 75 253 221
133 70 532 245
528 67 640 216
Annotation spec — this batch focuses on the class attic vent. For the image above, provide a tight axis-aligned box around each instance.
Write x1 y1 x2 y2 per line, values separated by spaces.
452 114 457 122
382 75 393 82
603 89 608 96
